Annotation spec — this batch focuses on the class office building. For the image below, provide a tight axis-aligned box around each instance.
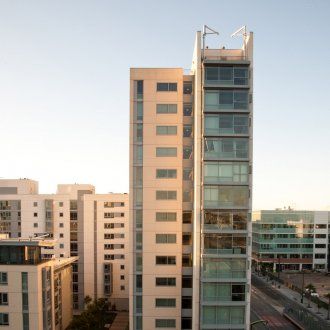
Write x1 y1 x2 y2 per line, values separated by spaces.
129 27 253 329
0 179 129 312
0 238 76 330
252 210 329 272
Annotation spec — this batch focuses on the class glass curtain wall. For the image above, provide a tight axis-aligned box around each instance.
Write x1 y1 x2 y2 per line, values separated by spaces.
201 64 250 328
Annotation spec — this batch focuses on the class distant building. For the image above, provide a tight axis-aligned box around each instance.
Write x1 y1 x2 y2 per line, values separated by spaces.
0 179 129 312
252 210 329 272
0 238 77 330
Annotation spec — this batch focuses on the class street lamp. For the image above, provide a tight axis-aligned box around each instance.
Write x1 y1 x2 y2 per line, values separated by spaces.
300 270 305 304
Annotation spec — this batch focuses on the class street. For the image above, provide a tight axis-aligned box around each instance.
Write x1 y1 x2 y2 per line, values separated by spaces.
251 275 298 329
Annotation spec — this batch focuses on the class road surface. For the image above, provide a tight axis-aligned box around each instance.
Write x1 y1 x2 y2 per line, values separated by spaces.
251 275 298 329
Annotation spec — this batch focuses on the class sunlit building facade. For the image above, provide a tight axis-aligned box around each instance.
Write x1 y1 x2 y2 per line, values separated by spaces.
129 29 253 330
252 210 329 272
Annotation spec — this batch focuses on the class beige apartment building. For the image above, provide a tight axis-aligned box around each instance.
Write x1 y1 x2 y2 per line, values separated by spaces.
130 28 253 329
0 238 76 330
0 179 129 312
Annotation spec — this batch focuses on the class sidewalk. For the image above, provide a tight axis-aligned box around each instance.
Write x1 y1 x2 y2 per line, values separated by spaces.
255 272 330 322
109 311 129 330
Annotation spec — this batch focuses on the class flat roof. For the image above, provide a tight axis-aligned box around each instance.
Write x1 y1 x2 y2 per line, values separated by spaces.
0 238 56 247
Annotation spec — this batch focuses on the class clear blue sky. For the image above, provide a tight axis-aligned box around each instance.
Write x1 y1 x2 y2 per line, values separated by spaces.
1 0 330 210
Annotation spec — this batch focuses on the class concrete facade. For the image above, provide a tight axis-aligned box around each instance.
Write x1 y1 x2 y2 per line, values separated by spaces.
130 29 253 330
0 179 129 312
0 238 76 330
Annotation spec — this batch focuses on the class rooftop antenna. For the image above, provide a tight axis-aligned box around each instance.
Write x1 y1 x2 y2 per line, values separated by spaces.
202 25 219 60
231 25 248 58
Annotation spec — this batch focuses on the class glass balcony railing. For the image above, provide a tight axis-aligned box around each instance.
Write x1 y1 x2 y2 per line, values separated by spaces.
203 247 246 255
202 271 246 280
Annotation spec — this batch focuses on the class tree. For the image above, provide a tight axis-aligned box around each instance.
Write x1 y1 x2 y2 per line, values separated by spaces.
67 297 114 330
325 293 330 320
305 283 316 308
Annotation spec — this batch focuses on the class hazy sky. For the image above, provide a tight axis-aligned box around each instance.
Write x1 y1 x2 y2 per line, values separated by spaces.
1 0 330 210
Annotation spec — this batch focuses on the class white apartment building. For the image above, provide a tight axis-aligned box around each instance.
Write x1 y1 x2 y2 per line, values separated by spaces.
0 238 76 330
0 179 129 312
130 28 253 329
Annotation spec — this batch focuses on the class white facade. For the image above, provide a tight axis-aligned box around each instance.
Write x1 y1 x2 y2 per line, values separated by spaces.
0 179 129 312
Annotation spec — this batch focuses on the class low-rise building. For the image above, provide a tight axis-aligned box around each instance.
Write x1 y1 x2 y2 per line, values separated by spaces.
0 238 77 330
252 210 329 272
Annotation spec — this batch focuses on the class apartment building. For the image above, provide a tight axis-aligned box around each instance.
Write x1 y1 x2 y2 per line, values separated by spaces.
252 210 329 272
129 28 253 330
0 238 76 330
0 179 129 312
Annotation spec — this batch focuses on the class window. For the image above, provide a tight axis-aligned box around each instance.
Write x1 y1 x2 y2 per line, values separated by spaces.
315 254 326 259
315 224 327 229
182 296 192 309
182 254 192 267
183 191 192 202
183 146 192 159
202 259 246 279
204 90 249 111
157 83 177 92
204 138 249 159
59 202 63 207
59 212 63 217
183 168 193 181
156 125 177 135
156 147 177 157
156 169 177 178
0 293 8 305
156 277 176 286
120 265 125 270
156 234 176 244
202 306 245 325
204 186 249 208
156 191 177 200
135 123 143 142
0 313 9 326
315 244 326 248
60 254 64 258
204 162 249 184
59 233 64 238
181 317 192 330
136 102 143 121
33 202 38 207
204 212 247 230
59 223 64 228
315 234 326 238
183 82 192 94
156 256 176 265
205 66 248 85
183 211 192 224
205 114 249 135
182 276 192 288
120 275 125 280
33 213 38 217
156 298 176 307
182 233 192 245
33 223 38 228
155 319 176 328
183 125 193 138
156 212 177 222
157 104 177 114
60 244 64 249
183 103 192 116
121 285 125 290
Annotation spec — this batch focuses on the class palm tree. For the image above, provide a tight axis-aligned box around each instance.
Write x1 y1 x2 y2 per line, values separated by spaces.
305 283 316 308
325 293 330 320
